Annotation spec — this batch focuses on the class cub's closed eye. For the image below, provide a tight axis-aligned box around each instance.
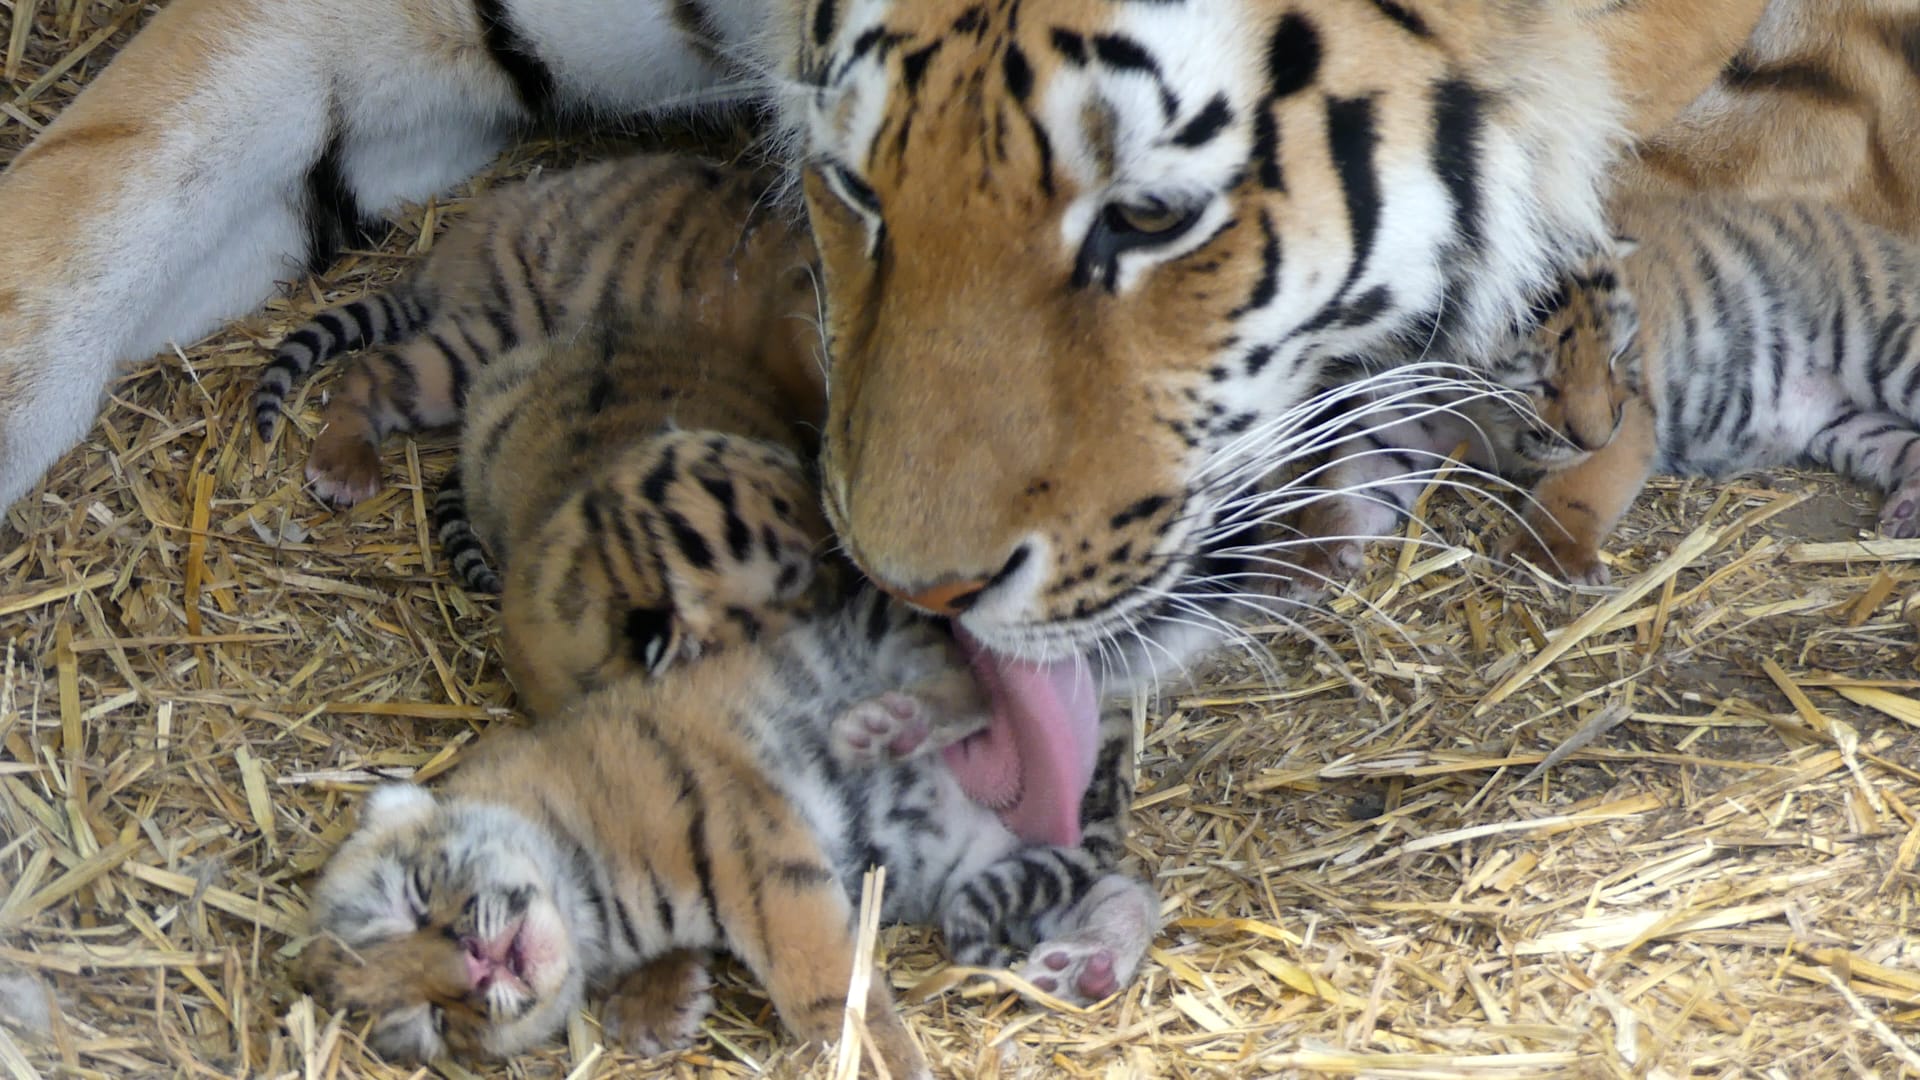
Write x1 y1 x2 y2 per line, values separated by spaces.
406 865 432 918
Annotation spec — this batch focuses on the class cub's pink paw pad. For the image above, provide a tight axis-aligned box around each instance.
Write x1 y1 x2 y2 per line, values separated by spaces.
831 692 931 765
1020 942 1121 1005
1880 488 1920 539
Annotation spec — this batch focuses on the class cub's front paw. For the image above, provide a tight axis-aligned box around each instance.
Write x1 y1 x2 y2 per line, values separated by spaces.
1879 479 1920 539
305 439 383 508
831 692 934 766
1500 527 1608 586
602 950 712 1057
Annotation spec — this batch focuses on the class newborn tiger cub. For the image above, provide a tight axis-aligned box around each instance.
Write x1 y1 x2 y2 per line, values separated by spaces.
300 587 1157 1071
252 150 822 508
435 322 828 716
254 153 828 711
1299 191 1920 586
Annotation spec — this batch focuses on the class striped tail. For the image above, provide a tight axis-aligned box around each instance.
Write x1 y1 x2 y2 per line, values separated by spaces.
253 286 432 440
432 467 503 595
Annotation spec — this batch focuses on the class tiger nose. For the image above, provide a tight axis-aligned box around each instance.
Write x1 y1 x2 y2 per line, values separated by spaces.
881 576 988 617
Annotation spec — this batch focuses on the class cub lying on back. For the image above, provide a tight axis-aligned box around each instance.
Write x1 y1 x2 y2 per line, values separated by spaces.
254 153 829 712
301 586 1156 1071
1292 191 1920 586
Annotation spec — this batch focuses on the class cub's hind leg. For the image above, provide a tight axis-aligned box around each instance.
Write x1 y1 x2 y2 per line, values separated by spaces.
499 432 827 716
1501 396 1658 584
1805 409 1920 538
703 794 929 1079
939 846 1159 1006
940 705 1155 1005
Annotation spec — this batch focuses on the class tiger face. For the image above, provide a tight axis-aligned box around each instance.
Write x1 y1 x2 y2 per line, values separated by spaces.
797 0 1625 674
1485 250 1642 470
300 785 587 1062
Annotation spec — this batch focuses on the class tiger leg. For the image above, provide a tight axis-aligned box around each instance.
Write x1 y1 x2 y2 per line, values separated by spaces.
0 0 530 511
707 817 929 1079
601 949 714 1056
941 704 1150 1004
1501 396 1658 584
1804 410 1920 539
939 846 1158 1007
305 328 481 506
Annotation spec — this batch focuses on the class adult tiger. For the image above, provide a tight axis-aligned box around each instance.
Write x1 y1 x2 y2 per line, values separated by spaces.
0 1 1906 716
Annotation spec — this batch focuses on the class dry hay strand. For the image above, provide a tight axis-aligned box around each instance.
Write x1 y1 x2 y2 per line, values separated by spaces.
5 2 1920 1077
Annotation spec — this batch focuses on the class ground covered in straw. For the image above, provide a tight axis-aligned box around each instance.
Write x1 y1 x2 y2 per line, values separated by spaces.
4 3 1920 1078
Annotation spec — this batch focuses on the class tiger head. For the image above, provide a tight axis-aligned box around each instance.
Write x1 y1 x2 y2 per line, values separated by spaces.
299 785 588 1062
793 0 1627 680
1484 245 1642 470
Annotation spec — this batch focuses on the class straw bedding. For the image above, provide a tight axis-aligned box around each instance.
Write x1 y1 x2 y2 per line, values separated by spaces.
3 3 1917 1077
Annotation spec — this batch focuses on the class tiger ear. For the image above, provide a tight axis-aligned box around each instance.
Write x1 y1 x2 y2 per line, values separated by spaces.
360 784 438 830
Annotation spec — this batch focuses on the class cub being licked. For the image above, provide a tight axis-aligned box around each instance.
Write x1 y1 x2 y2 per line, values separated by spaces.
300 587 1157 1071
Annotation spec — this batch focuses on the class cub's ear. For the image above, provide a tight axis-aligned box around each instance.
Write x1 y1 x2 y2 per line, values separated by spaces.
360 784 437 830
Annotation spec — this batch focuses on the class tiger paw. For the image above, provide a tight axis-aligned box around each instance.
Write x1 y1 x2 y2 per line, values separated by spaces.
1019 876 1156 1007
1276 537 1364 600
602 950 712 1057
1878 484 1920 539
305 439 383 508
1500 529 1609 586
831 692 935 766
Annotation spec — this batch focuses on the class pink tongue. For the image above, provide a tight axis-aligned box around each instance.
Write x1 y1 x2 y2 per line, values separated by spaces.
941 630 1099 847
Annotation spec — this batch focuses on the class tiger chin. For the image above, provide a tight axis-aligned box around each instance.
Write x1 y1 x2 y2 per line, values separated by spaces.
298 588 1155 1073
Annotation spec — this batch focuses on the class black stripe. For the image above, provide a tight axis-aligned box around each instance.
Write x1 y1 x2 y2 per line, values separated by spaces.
474 0 557 113
1370 0 1431 37
1265 14 1321 99
1172 95 1233 148
1430 79 1485 258
1323 95 1382 306
812 0 838 46
303 119 371 273
1229 210 1281 318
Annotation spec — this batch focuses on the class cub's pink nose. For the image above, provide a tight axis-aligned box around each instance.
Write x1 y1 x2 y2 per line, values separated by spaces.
462 936 493 990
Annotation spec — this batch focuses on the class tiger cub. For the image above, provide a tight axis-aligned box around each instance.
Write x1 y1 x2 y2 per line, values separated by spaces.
1297 191 1920 588
1278 284 1634 592
437 323 828 717
300 586 1157 1070
254 153 830 712
252 151 822 508
1485 191 1920 580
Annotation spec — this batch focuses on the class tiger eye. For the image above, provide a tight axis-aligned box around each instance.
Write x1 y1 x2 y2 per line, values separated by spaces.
1110 200 1190 236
